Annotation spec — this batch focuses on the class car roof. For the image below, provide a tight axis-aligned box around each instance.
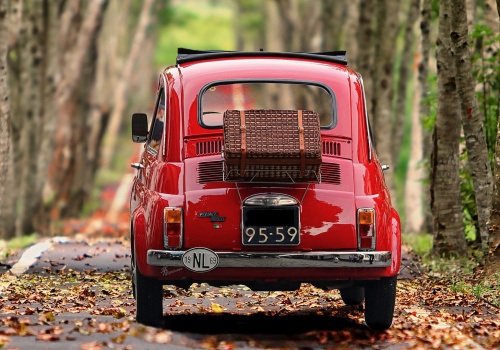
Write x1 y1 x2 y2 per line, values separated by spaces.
175 48 348 66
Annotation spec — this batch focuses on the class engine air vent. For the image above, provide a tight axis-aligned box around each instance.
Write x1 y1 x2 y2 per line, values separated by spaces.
322 140 341 156
197 161 223 184
196 140 222 156
321 162 341 185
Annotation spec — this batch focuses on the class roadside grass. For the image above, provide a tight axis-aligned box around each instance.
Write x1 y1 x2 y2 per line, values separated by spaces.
403 232 500 308
0 233 40 259
402 232 432 256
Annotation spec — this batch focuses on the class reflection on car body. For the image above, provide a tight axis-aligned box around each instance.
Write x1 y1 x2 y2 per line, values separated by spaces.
130 48 401 330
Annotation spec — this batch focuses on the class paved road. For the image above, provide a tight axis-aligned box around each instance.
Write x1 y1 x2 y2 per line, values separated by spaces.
0 238 433 350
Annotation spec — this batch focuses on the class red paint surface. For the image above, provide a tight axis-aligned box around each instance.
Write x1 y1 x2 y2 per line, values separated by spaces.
130 55 401 283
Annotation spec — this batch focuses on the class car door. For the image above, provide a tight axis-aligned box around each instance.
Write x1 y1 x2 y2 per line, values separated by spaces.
131 87 165 211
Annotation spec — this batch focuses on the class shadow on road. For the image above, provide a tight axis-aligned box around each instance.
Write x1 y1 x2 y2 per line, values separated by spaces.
161 312 365 334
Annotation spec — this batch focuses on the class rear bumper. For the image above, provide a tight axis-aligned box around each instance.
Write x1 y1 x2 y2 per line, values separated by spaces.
147 250 392 268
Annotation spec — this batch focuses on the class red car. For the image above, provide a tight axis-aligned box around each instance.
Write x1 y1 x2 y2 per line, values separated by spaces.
130 49 401 329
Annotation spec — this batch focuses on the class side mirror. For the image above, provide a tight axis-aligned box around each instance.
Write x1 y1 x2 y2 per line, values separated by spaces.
132 113 148 143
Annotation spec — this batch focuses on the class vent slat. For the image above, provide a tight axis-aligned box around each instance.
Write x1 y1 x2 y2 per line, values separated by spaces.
321 163 341 185
196 140 223 156
322 140 342 157
197 160 223 183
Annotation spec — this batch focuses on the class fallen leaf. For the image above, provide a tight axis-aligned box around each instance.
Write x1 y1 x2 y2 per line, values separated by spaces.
210 302 224 313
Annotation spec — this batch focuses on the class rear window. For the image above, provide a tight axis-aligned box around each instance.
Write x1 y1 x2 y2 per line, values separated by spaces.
199 80 336 129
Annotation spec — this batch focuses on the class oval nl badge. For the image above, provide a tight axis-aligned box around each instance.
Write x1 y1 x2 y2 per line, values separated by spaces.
182 248 219 273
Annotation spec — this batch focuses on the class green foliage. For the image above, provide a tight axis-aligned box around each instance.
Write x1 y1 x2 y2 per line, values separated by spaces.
422 76 438 132
154 1 235 67
2 233 40 259
402 232 433 256
459 161 478 242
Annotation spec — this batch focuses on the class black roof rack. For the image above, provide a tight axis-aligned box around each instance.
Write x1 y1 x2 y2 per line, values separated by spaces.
176 48 348 66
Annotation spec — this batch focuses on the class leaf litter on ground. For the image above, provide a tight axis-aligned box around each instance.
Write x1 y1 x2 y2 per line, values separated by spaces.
0 265 499 349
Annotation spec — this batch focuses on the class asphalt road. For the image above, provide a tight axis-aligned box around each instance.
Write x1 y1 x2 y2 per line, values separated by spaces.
0 237 427 350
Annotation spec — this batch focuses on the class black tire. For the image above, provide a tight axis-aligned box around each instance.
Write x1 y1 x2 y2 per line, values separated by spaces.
364 275 397 330
340 286 365 305
133 254 163 327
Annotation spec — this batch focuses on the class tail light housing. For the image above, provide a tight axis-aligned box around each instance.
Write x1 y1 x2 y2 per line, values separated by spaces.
357 208 376 250
164 207 183 249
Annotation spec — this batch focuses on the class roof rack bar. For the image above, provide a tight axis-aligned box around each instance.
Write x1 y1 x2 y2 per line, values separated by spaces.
176 48 348 66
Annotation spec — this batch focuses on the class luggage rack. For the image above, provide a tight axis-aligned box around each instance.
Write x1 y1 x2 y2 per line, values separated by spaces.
222 163 322 185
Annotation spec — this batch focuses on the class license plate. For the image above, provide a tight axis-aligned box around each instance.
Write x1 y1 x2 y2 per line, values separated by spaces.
242 225 300 245
242 206 300 246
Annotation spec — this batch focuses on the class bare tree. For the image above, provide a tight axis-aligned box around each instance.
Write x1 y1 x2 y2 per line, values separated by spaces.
392 0 420 168
450 0 493 250
404 10 425 234
321 0 346 52
372 0 400 197
0 0 10 238
344 0 359 66
420 0 434 234
486 0 500 274
100 0 156 170
466 0 478 34
356 0 375 119
431 0 467 255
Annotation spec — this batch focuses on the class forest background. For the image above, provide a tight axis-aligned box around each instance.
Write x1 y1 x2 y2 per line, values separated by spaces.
0 0 499 274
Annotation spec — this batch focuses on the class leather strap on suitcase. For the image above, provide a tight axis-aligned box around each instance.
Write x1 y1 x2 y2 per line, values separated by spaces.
240 110 247 175
298 110 305 176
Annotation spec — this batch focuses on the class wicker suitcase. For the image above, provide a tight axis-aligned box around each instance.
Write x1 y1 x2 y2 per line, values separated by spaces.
223 109 322 181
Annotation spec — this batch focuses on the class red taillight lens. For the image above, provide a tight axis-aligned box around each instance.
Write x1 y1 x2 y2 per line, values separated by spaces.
357 208 375 250
164 207 183 249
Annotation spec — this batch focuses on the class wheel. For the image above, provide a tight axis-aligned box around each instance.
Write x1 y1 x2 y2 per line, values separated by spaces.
364 275 397 330
340 286 365 305
133 252 163 327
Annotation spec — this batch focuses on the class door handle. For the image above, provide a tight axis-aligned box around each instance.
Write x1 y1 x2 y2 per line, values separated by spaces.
131 163 144 170
381 164 390 171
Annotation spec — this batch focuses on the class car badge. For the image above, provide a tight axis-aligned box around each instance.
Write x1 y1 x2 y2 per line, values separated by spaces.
198 212 226 222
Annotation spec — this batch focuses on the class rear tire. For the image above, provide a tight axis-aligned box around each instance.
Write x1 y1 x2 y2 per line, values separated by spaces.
364 275 397 330
133 254 163 327
340 286 365 305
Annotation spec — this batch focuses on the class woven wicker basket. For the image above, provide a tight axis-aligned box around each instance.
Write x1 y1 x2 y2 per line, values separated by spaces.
223 109 322 181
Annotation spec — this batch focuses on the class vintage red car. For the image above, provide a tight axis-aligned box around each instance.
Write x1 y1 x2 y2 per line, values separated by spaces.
130 49 401 329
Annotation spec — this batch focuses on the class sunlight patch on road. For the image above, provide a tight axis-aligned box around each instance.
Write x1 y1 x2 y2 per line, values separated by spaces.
9 237 69 275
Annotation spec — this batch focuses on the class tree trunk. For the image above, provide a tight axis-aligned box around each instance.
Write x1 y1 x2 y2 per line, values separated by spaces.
33 0 62 233
356 0 375 120
450 0 493 250
420 0 434 234
16 1 44 237
50 0 107 220
487 0 500 277
487 101 500 273
485 0 499 34
7 0 22 50
321 0 346 51
372 0 400 197
100 0 155 170
0 0 10 238
392 0 420 168
466 0 477 35
344 0 359 67
405 43 424 233
431 0 467 256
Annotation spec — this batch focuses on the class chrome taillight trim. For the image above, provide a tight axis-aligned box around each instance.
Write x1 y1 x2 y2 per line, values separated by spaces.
357 208 376 251
163 207 184 250
243 193 299 206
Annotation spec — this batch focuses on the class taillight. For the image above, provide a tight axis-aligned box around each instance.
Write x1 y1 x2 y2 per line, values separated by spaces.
164 207 183 249
357 208 375 250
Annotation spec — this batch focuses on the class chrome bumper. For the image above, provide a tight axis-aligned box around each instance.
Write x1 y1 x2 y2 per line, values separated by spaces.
147 250 392 268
